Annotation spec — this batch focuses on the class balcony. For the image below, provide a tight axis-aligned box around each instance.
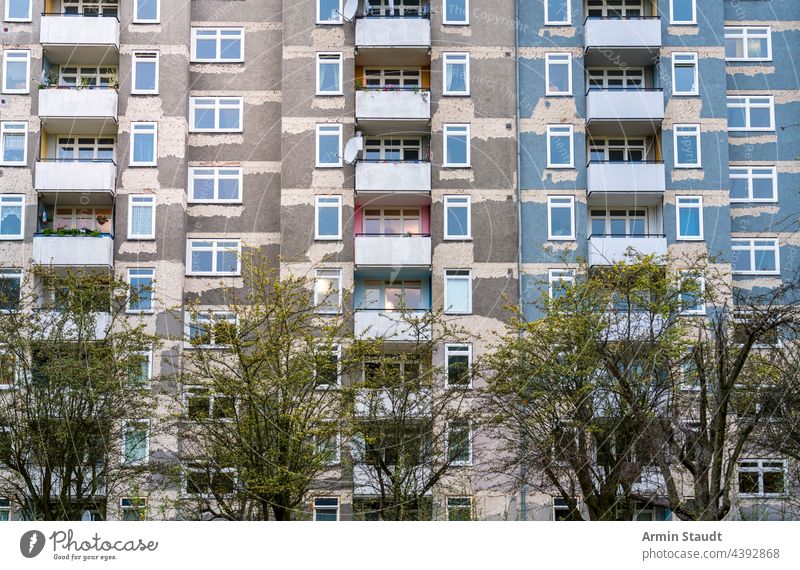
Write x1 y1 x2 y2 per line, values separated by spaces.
604 311 666 342
355 388 431 417
587 161 665 196
353 463 432 496
355 15 431 66
354 310 432 342
356 160 431 194
584 17 661 66
35 160 117 199
40 14 120 64
33 234 114 268
356 89 430 133
34 310 113 341
588 235 667 266
39 88 119 135
586 89 664 135
355 235 431 267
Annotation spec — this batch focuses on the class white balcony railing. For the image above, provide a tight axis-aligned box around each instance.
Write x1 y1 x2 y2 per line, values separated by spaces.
355 161 431 193
584 17 661 56
586 89 664 124
587 161 665 194
356 89 431 122
354 310 431 342
33 234 115 268
40 14 120 50
355 16 431 48
35 160 117 194
588 235 667 266
34 311 113 341
355 235 431 266
39 88 118 122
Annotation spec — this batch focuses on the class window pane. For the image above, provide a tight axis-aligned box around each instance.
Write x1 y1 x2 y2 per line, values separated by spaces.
752 177 773 200
730 177 748 200
2 132 25 163
136 0 158 20
754 249 776 272
738 471 759 494
219 108 240 130
674 65 695 93
318 202 340 237
727 106 746 129
319 60 340 92
7 0 31 19
445 61 467 93
133 132 154 163
446 133 468 165
549 202 573 237
318 133 340 164
446 277 470 312
672 0 694 22
549 134 571 165
446 0 467 22
676 133 698 165
220 38 241 60
448 354 469 385
319 0 341 21
548 61 569 93
0 204 22 236
196 38 216 60
5 59 28 91
749 107 771 129
679 204 700 237
191 249 213 272
447 203 468 236
763 471 784 494
547 0 568 22
134 59 156 91
732 248 751 272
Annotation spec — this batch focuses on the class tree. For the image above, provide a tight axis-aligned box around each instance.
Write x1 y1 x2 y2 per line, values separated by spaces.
0 267 159 521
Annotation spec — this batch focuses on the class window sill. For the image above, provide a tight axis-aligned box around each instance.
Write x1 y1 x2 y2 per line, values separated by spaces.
442 93 471 97
442 164 471 169
315 164 343 169
0 163 27 167
443 236 472 241
188 201 244 205
191 60 245 65
733 272 780 277
0 236 24 241
315 92 344 97
126 310 155 315
545 165 575 170
186 273 242 278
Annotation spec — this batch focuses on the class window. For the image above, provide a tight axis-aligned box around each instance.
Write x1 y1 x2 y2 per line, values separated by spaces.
316 53 342 95
444 269 471 314
1 122 27 166
0 427 10 466
187 239 241 275
444 195 471 239
316 124 342 167
362 208 421 235
553 498 581 521
127 195 155 239
364 137 423 161
676 196 703 240
447 421 472 466
122 421 149 465
545 0 570 25
732 239 780 275
130 122 157 166
186 313 237 348
131 51 158 94
314 344 341 389
57 136 115 162
133 0 159 23
443 124 470 167
548 269 574 299
679 270 705 315
63 1 120 17
0 350 17 389
364 67 422 88
443 0 469 25
670 0 695 24
588 137 648 162
546 53 572 95
313 497 340 521
315 269 342 314
127 268 154 313
185 386 235 419
443 53 469 95
2 50 29 93
447 497 473 521
190 97 243 133
315 426 341 465
0 195 24 239
446 344 471 388
590 208 647 237
673 124 700 168
120 498 147 522
725 27 771 61
188 167 242 203
547 196 575 240
4 0 31 21
55 64 117 88
315 196 342 240
128 351 152 386
738 460 786 497
0 269 21 313
317 0 343 24
729 166 776 203
360 279 424 310
546 125 574 168
671 53 698 96
727 96 774 132
587 67 643 89
0 499 9 521
183 462 236 496
191 28 244 63
586 0 642 17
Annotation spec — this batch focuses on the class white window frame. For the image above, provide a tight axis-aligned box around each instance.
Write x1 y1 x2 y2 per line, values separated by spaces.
190 28 245 63
0 498 10 521
737 459 787 498
316 52 343 96
120 497 148 521
675 196 703 241
546 125 574 168
673 124 701 168
445 344 472 388
315 195 342 240
129 350 153 386
2 50 30 94
316 424 341 466
544 0 571 25
548 269 575 299
670 0 696 25
126 268 155 314
316 0 343 25
442 52 470 96
443 195 471 240
4 0 32 22
314 344 342 389
444 269 472 315
316 124 343 168
129 122 157 166
727 96 775 132
545 53 572 96
729 166 777 203
189 97 244 133
547 195 576 241
725 27 772 62
188 167 243 204
131 51 159 95
731 238 780 276
443 124 471 167
671 52 698 96
186 239 242 276
446 420 472 466
678 270 705 315
127 195 156 240
133 0 159 23
0 348 18 389
185 312 238 349
0 122 27 166
121 420 149 465
0 195 25 240
443 0 470 25
446 497 473 520
313 497 340 521
315 268 342 314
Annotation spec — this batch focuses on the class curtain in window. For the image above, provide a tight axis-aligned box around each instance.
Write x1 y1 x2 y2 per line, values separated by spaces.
446 63 466 93
3 133 25 162
130 204 152 236
6 61 26 90
133 134 153 163
0 206 22 235
319 63 340 92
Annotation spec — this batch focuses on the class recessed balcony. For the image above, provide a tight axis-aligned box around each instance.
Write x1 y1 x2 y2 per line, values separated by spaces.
354 310 432 342
355 160 431 194
40 14 120 65
35 160 117 199
588 235 667 266
33 234 115 268
38 88 119 135
586 89 664 135
356 89 431 132
584 17 661 66
355 234 431 267
587 161 665 196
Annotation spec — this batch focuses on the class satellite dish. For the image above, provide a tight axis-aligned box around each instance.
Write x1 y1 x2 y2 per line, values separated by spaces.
343 136 363 164
342 0 358 21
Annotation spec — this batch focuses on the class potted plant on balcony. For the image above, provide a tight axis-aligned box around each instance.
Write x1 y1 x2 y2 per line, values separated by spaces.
95 214 109 226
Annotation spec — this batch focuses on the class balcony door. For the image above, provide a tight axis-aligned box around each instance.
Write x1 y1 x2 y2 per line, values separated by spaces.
57 65 117 87
585 0 644 18
62 0 119 16
53 207 112 233
364 0 424 17
364 68 421 88
57 137 115 162
590 208 648 237
364 138 423 161
587 68 644 89
363 280 423 310
362 208 421 235
589 138 651 162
